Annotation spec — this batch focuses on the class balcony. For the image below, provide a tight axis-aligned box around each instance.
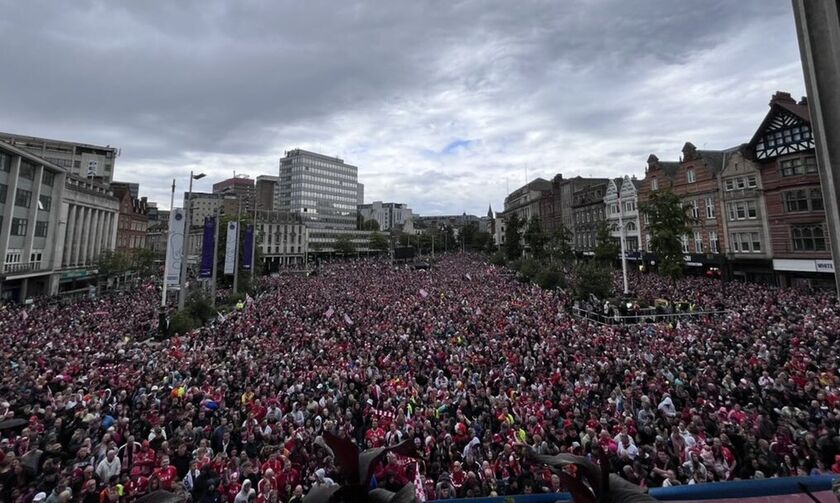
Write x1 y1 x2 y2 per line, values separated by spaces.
3 261 44 275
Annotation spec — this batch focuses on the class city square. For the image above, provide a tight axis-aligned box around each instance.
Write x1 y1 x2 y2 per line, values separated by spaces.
1 1 839 502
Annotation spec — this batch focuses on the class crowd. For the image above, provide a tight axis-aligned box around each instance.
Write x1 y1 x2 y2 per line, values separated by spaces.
0 254 838 503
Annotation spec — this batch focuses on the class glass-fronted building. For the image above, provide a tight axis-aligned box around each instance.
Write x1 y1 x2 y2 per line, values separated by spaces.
277 149 361 230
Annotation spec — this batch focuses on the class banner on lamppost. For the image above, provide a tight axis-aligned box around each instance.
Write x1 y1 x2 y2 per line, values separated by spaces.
224 221 239 275
199 216 216 278
242 224 254 271
164 208 186 287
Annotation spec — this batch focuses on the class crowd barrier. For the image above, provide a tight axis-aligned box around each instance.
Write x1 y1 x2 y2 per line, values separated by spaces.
435 475 838 503
571 306 732 325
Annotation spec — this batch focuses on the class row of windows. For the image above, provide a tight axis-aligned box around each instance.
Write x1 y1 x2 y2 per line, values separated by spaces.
730 232 762 253
724 176 757 191
678 231 720 254
781 156 818 176
784 189 823 213
764 125 811 149
792 225 826 251
728 200 758 221
294 173 358 189
8 217 49 237
689 198 716 220
290 181 359 197
288 162 356 180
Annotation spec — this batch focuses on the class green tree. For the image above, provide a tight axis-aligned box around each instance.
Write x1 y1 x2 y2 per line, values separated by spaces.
368 230 389 252
361 219 380 231
573 261 613 300
593 221 619 266
640 189 694 282
333 234 356 255
523 216 548 259
131 248 157 276
549 224 574 266
98 250 131 277
504 213 523 261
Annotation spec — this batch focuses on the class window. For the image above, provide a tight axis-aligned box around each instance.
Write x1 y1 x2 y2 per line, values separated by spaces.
687 169 696 183
691 200 700 219
736 177 746 190
0 153 9 172
11 217 28 236
725 179 734 191
681 235 689 253
792 225 827 251
751 232 761 252
729 232 761 253
38 194 51 211
15 188 32 208
694 231 703 253
784 189 822 212
0 183 6 204
35 221 48 237
19 162 34 180
42 171 55 186
651 178 658 191
746 176 757 188
728 201 757 220
705 197 715 219
803 156 818 174
709 231 719 254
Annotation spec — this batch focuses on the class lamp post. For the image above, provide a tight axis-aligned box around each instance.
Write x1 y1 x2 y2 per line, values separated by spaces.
178 171 206 311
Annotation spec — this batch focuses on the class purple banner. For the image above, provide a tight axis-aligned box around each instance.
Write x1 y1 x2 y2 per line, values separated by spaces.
199 217 216 278
242 224 254 271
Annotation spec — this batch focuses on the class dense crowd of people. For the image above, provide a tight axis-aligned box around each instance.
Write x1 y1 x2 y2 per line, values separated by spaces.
0 254 838 503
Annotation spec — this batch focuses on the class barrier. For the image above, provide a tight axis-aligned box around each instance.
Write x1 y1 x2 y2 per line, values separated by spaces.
570 306 733 325
435 475 838 503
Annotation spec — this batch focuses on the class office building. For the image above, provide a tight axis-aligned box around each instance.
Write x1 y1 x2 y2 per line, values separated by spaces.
185 192 222 227
0 141 118 300
277 149 361 230
0 132 119 183
213 176 255 211
358 201 414 233
256 175 279 211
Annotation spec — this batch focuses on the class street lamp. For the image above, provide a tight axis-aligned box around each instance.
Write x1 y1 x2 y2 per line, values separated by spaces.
178 171 206 311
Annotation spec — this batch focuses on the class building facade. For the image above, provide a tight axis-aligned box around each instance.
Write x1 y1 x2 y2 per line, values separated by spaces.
717 146 774 283
185 192 222 227
604 176 642 254
0 132 119 183
113 186 149 253
503 178 551 222
213 176 255 211
571 181 608 254
540 174 609 238
748 92 832 288
358 201 414 233
255 175 279 212
278 149 361 230
256 211 308 270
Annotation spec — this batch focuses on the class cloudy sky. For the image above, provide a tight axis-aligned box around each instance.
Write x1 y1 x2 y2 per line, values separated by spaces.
0 0 806 215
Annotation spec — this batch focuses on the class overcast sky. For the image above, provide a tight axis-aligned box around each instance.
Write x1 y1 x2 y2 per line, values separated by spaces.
0 0 806 215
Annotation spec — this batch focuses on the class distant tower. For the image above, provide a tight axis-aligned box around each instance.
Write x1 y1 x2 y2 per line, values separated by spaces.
488 204 495 235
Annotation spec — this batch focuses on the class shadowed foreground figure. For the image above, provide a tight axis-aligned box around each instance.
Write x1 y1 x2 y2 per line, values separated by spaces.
526 447 658 503
303 432 420 503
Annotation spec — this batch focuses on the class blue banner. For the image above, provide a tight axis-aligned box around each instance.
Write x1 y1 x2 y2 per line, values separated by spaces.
199 217 216 278
242 224 254 271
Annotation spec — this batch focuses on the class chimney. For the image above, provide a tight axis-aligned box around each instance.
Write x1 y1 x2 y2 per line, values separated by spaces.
770 91 795 105
798 96 809 106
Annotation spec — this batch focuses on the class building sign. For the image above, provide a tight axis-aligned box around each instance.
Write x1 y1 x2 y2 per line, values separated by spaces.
773 258 836 273
815 259 835 273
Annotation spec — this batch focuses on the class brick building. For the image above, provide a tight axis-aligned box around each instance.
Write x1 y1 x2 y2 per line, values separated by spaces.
571 181 608 255
748 92 832 288
112 185 148 252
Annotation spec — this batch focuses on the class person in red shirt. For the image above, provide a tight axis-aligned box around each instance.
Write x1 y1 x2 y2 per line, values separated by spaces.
365 418 385 448
222 470 242 502
261 451 283 477
152 455 179 491
450 461 466 491
133 440 157 477
258 468 277 496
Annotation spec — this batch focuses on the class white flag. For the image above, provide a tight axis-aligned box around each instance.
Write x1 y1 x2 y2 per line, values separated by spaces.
419 289 428 298
224 221 239 275
343 313 354 325
325 307 334 319
164 209 186 287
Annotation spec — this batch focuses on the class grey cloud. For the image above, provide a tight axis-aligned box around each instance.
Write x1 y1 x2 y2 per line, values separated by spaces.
0 0 805 214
